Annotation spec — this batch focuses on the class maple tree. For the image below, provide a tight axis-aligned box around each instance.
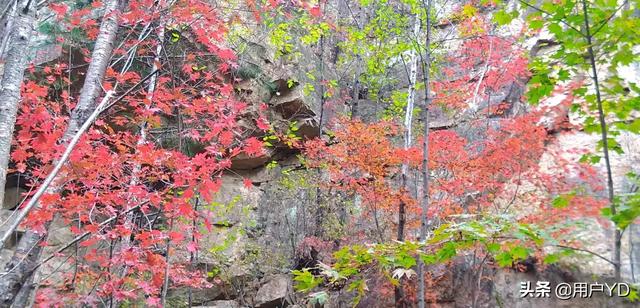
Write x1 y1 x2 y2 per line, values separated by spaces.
0 0 637 307
0 0 264 306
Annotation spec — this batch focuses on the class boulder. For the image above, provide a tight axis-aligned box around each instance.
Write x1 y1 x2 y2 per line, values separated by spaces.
254 274 291 308
231 148 275 170
294 117 320 140
196 300 242 308
0 249 13 267
167 286 224 307
2 186 26 210
270 86 314 120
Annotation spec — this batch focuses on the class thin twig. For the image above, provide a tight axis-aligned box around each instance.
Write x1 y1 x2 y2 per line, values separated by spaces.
517 0 585 37
554 244 616 266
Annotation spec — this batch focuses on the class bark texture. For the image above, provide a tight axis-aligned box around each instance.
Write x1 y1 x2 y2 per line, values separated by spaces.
418 0 432 306
394 14 421 308
0 0 121 304
0 0 34 209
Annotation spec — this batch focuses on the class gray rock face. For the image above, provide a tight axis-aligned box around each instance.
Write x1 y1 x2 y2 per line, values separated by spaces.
195 300 242 308
231 149 275 170
490 269 637 308
254 274 291 308
168 287 224 307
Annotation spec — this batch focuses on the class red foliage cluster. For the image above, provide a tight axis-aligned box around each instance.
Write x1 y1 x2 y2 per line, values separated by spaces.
10 0 264 305
304 119 416 215
303 111 605 240
432 13 529 110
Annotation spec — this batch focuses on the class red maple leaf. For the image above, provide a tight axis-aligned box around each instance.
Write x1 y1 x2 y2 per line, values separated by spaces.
243 137 264 157
49 3 68 17
187 241 198 253
219 130 234 147
80 238 98 247
168 231 184 242
201 179 222 202
178 202 193 217
217 48 236 61
243 178 253 188
309 6 321 17
256 117 270 131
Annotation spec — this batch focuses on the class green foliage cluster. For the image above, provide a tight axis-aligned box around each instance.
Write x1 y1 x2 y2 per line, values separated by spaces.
496 0 640 231
264 8 330 60
292 216 572 306
604 172 640 229
338 0 427 108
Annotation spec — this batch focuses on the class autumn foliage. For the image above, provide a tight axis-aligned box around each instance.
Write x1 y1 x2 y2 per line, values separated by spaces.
8 0 266 305
0 0 624 306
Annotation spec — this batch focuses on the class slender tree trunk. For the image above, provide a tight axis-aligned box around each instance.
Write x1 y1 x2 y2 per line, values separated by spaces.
398 15 421 243
346 0 364 120
581 0 620 281
314 2 327 238
317 4 326 135
110 23 164 308
0 0 34 209
418 0 432 307
160 217 174 307
351 61 361 120
394 14 421 308
0 0 121 304
0 0 17 60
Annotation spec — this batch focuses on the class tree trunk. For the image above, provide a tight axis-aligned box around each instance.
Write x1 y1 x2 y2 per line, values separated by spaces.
350 61 361 120
418 0 432 307
0 0 17 61
581 0 620 281
0 0 34 210
0 0 121 304
394 14 421 308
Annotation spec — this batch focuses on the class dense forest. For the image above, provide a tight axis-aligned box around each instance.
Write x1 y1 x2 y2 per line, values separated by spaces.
0 0 638 307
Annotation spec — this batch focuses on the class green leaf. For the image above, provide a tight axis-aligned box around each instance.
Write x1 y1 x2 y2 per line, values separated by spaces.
436 242 457 262
171 32 180 42
292 269 322 292
619 119 640 134
627 288 639 302
510 246 530 260
596 138 624 155
394 252 417 269
494 10 515 25
552 195 569 208
548 23 563 36
420 254 437 265
517 224 543 246
486 242 501 253
529 19 544 30
557 69 570 81
608 196 640 230
495 251 513 267
543 253 560 264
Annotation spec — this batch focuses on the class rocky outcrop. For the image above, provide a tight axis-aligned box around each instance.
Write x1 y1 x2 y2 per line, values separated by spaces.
0 1 637 307
254 274 292 308
195 300 242 308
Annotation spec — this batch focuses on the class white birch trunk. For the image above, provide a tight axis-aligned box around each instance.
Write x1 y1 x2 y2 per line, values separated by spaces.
0 0 34 210
398 14 421 241
0 0 121 304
